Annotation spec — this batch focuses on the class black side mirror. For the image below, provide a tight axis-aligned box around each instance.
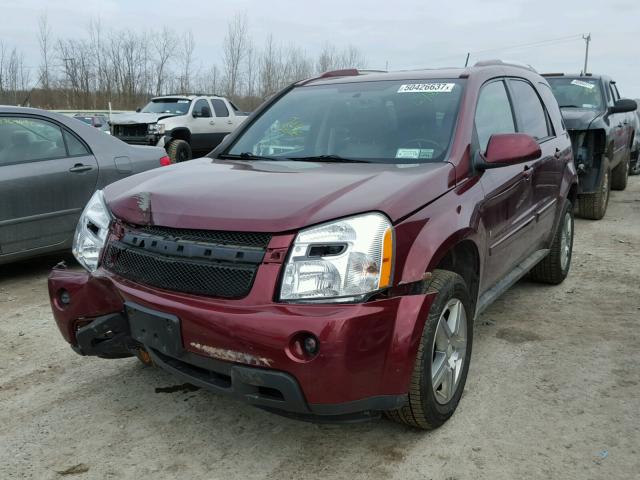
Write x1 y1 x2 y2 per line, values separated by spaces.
192 111 200 118
135 107 141 113
609 99 637 114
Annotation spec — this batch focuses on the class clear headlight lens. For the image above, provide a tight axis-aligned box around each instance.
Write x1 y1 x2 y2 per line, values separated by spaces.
280 213 394 302
72 190 111 272
148 123 165 134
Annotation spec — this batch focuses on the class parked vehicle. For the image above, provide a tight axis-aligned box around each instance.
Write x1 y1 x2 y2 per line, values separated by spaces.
0 106 171 265
630 104 640 175
544 74 637 219
49 63 577 429
73 114 111 134
109 95 248 162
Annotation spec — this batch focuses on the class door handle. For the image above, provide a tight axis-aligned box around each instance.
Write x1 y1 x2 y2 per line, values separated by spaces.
69 164 93 173
554 148 562 159
209 121 215 125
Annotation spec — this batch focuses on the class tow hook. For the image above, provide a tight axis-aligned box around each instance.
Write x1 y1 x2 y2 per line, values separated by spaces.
137 347 154 366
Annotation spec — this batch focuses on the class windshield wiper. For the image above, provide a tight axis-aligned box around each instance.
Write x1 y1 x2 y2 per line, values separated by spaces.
288 154 369 163
559 104 581 108
218 152 285 161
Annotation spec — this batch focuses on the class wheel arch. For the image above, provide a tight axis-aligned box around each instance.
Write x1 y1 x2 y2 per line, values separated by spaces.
168 128 191 144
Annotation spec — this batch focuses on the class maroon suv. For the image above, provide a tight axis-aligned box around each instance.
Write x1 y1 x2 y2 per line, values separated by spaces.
49 62 577 429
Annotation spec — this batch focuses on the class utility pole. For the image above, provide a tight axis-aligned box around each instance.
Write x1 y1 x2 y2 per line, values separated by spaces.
582 33 591 75
464 53 470 67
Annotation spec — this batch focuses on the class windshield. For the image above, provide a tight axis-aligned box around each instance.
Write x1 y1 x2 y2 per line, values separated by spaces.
226 79 465 163
547 78 604 110
141 98 191 115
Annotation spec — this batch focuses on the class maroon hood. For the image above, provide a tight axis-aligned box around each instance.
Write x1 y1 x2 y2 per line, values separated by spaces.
104 157 454 232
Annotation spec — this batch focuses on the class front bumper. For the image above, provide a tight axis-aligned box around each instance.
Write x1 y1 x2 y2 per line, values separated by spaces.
49 267 435 419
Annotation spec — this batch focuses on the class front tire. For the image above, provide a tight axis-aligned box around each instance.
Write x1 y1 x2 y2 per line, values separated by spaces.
167 139 192 163
529 201 574 285
577 158 610 220
386 270 473 430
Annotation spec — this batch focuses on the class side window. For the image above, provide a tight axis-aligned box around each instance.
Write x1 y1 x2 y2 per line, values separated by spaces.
612 83 621 100
474 81 516 152
64 130 90 156
536 83 560 135
211 99 230 117
509 79 551 140
0 116 66 166
192 99 212 118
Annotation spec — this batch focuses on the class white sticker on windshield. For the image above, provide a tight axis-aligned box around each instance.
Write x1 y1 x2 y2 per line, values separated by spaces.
396 148 434 159
177 100 190 103
570 79 595 90
397 83 455 93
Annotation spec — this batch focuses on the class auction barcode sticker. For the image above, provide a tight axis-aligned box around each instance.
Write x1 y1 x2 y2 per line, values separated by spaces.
570 79 595 90
398 83 455 93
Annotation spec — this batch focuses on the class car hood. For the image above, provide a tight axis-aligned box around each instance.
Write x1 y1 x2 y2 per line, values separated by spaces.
110 112 178 125
104 157 454 232
560 107 602 130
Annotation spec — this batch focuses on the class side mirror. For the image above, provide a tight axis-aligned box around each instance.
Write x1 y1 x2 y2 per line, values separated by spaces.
609 98 637 114
477 133 541 170
192 111 200 118
135 107 141 113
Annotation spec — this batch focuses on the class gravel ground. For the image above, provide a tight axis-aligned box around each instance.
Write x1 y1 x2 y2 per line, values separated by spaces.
1 177 639 480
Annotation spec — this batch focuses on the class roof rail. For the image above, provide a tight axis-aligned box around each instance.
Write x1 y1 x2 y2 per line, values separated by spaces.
155 93 223 98
473 59 537 72
297 68 386 86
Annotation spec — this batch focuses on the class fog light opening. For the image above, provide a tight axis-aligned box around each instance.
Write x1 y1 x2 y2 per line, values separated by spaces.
288 332 320 362
303 335 319 355
59 289 71 306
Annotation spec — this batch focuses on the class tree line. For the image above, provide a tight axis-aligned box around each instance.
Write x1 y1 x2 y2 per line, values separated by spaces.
0 13 367 112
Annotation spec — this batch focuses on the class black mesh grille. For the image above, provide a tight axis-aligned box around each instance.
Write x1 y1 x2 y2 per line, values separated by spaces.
131 225 271 248
103 242 257 298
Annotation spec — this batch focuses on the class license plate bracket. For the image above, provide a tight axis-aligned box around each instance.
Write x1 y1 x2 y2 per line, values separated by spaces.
126 302 183 357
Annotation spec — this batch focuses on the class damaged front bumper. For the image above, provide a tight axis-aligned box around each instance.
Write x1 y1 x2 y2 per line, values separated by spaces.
49 266 435 421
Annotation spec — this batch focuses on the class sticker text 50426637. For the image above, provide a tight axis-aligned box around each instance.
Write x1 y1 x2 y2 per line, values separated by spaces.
397 83 455 93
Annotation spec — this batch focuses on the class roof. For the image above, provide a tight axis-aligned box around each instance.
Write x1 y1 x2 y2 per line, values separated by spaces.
542 73 610 81
151 94 225 101
299 61 542 87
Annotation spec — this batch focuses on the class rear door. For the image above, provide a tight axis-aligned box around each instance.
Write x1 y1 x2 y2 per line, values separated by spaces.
476 80 536 289
507 78 564 246
210 99 236 148
0 115 98 255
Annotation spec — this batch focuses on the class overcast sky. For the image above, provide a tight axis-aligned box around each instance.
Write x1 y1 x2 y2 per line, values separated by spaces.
4 0 640 97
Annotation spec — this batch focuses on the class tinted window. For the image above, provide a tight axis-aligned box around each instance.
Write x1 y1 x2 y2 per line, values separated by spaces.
212 99 230 117
611 83 621 100
509 80 550 140
0 117 66 166
537 83 560 135
227 80 465 163
193 99 212 118
64 130 90 156
475 81 515 152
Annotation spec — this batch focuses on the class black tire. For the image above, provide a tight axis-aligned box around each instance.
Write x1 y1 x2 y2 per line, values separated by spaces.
529 201 574 285
167 139 192 163
576 158 610 220
386 270 473 430
611 151 629 190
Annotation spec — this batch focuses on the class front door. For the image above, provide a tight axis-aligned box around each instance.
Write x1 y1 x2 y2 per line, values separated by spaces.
0 115 98 256
475 80 536 291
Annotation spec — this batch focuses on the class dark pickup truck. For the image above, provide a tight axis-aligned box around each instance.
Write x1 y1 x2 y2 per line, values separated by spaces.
544 74 637 219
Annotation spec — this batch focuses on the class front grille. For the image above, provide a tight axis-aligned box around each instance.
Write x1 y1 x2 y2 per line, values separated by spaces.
133 225 272 248
112 123 147 138
102 226 272 298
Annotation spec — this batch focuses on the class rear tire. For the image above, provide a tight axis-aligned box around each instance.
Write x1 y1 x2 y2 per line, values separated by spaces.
386 270 473 430
167 139 192 163
529 201 573 285
611 152 629 190
576 158 610 220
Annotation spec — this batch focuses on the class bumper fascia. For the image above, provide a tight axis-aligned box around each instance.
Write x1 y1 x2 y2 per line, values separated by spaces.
48 266 435 417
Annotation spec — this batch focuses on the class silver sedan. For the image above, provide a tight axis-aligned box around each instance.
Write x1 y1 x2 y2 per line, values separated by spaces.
0 106 171 265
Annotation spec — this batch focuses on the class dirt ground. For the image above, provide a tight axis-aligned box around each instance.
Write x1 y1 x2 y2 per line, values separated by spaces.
1 178 639 480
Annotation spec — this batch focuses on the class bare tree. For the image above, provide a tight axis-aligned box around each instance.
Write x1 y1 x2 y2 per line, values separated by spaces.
179 30 195 93
222 12 249 98
154 27 176 95
38 13 53 100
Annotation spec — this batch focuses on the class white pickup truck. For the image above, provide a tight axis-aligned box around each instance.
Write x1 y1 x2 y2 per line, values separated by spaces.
110 95 248 162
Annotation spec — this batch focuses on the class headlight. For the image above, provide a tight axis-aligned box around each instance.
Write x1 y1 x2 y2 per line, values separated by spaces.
72 190 111 272
280 213 394 302
148 123 165 134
